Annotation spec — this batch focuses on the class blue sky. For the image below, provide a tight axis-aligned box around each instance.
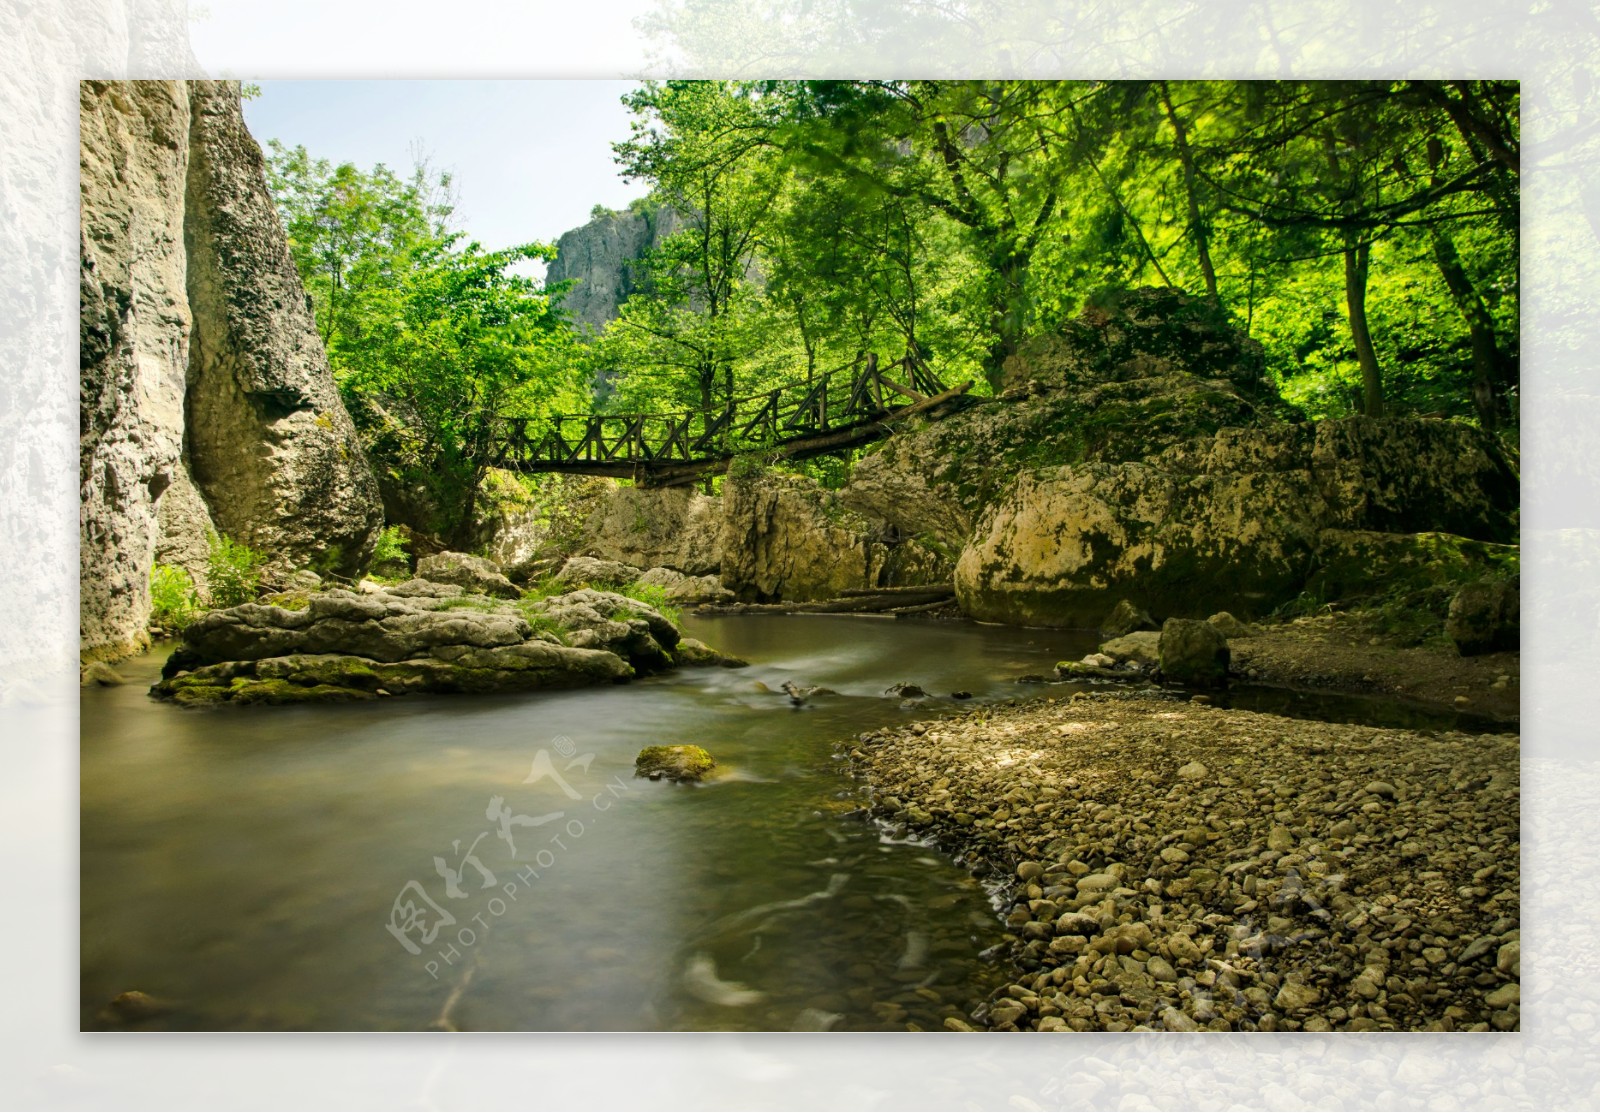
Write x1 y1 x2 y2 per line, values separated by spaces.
243 80 654 251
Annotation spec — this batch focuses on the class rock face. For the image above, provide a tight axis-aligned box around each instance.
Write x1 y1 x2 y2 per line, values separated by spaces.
553 555 643 588
955 416 1519 628
577 484 724 575
720 470 948 602
152 585 633 704
634 566 734 605
79 80 383 661
182 81 382 576
79 80 193 660
545 203 683 331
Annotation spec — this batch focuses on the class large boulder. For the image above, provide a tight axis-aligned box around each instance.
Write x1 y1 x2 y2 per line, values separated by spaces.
181 81 383 576
634 566 735 605
720 470 948 603
1101 599 1157 637
578 484 724 575
522 588 681 674
416 551 520 599
1447 577 1520 656
152 586 633 704
79 80 193 661
955 417 1519 628
1158 618 1230 687
553 555 643 589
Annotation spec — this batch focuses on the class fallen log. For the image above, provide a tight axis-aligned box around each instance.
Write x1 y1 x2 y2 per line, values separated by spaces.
694 590 953 617
839 584 954 598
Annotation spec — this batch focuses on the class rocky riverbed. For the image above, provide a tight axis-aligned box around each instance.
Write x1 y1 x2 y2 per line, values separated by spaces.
842 689 1520 1032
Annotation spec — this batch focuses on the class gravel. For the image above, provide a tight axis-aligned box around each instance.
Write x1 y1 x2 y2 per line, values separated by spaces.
841 688 1520 1032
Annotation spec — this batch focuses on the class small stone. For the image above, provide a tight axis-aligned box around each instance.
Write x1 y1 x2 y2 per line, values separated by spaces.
1351 976 1380 1000
1267 825 1295 852
1483 983 1520 1009
1364 781 1397 799
1496 940 1520 977
1160 1006 1198 1031
1177 761 1209 781
1274 980 1322 1011
1017 860 1044 882
943 1016 975 1032
1147 956 1177 982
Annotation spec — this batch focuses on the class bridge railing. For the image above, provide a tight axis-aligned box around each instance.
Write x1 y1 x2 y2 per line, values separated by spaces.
494 352 951 472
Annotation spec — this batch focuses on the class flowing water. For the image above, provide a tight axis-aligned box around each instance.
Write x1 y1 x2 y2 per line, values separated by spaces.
80 614 1096 1032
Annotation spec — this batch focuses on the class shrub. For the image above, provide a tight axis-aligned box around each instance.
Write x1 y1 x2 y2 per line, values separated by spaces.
371 525 410 568
207 531 267 607
149 563 201 633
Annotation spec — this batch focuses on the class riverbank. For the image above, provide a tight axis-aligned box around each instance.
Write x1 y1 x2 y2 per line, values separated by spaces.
1230 613 1519 722
842 689 1520 1032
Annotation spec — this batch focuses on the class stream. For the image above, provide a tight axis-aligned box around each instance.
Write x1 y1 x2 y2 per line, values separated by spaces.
80 614 1095 1032
80 613 1508 1032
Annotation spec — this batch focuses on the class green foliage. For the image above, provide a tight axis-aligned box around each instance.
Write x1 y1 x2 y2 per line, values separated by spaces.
149 564 201 632
264 145 585 547
371 526 410 567
582 78 1516 444
206 532 267 608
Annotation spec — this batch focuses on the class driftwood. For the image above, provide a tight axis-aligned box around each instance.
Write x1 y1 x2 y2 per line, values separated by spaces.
839 583 954 597
694 586 954 617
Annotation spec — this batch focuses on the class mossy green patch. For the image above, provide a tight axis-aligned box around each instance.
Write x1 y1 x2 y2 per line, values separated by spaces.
634 744 716 783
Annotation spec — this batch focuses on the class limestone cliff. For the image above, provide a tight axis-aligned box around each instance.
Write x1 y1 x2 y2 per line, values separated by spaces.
79 80 383 661
80 80 193 660
578 485 723 575
545 203 682 331
182 81 383 575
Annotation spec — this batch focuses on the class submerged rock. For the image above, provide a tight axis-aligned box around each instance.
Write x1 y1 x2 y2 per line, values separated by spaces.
1158 618 1230 688
672 638 748 668
81 661 126 687
635 744 715 783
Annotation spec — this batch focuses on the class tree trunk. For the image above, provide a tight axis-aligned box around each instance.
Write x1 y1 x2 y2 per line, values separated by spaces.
1430 227 1509 431
1158 82 1219 302
1343 239 1384 417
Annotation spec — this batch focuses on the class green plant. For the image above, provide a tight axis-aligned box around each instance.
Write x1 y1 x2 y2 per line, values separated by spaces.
726 453 771 481
206 532 267 608
371 525 410 567
149 563 201 632
619 581 684 626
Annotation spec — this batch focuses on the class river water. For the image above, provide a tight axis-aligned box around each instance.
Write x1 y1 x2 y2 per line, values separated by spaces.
80 614 1095 1032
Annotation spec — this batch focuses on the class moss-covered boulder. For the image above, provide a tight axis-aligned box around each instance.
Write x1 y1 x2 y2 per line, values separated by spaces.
1101 599 1157 637
1447 577 1520 656
635 744 715 783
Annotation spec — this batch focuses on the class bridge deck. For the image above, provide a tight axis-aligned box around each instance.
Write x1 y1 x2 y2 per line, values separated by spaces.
492 354 974 486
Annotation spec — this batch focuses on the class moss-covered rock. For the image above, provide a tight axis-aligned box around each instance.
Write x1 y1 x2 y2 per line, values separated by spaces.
1447 577 1520 656
1158 618 1230 688
672 638 749 668
635 744 715 783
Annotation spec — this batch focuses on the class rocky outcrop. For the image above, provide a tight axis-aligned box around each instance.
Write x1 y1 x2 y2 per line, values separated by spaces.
1157 618 1230 687
1447 577 1520 656
842 288 1283 553
545 203 682 331
720 470 948 603
553 555 643 588
955 416 1519 628
520 588 681 674
182 81 382 576
634 566 734 604
79 80 383 661
79 80 193 660
148 582 692 704
577 484 723 575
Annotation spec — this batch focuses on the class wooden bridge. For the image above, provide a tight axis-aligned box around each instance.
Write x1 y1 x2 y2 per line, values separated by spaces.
491 353 974 486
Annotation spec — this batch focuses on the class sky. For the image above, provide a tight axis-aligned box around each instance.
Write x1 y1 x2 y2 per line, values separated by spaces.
243 80 654 251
